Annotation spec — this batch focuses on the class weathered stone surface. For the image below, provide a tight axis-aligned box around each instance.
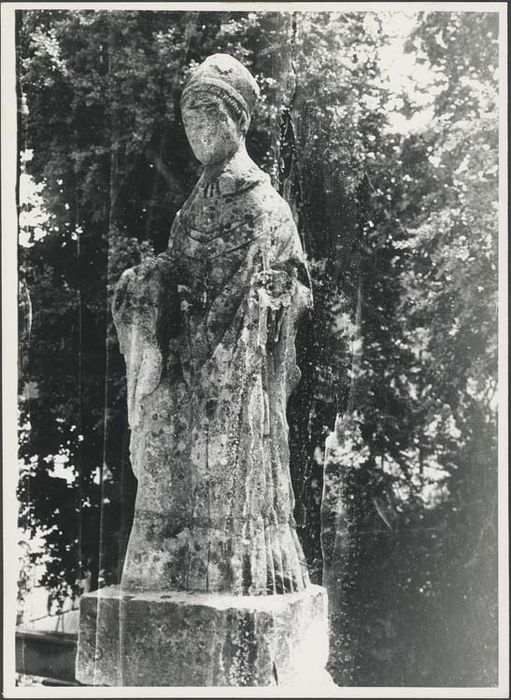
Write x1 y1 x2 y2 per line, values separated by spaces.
76 584 329 687
111 54 313 595
78 54 330 689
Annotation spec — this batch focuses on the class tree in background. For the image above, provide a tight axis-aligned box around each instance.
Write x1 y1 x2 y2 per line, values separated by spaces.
321 10 499 685
17 9 499 686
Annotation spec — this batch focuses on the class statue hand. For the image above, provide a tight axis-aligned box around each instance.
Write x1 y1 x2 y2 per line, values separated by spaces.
252 269 294 298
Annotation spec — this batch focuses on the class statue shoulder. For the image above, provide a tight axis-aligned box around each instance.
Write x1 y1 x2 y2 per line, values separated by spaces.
247 177 296 225
253 183 299 243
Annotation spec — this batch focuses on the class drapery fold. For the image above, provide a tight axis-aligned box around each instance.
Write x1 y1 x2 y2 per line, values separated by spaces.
112 164 312 595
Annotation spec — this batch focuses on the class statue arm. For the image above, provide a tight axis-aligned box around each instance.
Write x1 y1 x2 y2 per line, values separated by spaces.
250 205 312 356
112 248 178 432
253 204 312 318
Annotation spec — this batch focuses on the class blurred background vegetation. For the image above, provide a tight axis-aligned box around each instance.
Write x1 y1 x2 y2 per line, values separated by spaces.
16 9 499 687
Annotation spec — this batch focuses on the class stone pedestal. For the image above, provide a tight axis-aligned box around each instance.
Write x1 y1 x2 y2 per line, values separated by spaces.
76 585 329 687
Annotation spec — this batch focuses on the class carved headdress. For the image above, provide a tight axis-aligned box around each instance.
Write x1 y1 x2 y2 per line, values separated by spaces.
181 54 260 123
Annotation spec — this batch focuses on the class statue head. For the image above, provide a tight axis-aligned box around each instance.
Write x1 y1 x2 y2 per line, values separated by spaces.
181 54 260 165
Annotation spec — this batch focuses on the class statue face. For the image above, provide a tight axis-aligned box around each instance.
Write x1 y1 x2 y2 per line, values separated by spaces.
181 92 244 165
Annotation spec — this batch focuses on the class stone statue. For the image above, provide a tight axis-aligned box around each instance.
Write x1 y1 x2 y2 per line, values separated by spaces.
112 54 313 596
77 55 329 687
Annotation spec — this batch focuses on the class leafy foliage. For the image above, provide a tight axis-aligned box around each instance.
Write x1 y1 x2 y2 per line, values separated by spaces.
320 11 498 685
17 9 498 685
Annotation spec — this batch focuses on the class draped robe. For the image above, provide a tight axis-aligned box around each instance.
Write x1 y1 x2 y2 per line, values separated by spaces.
113 160 312 595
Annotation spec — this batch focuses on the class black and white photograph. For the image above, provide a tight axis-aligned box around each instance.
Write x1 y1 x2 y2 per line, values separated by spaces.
2 1 508 695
